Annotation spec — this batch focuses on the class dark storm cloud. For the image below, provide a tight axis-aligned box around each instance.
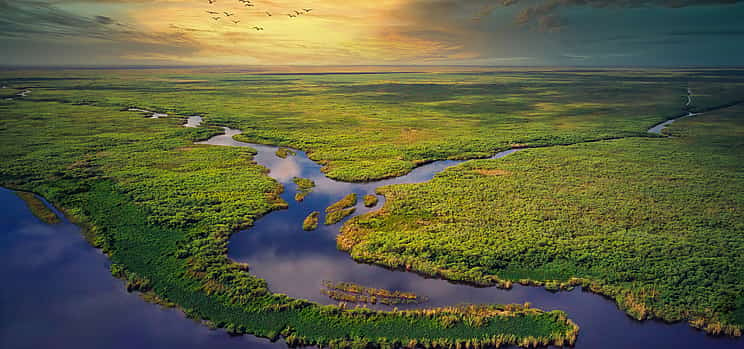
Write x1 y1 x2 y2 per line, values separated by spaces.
0 1 134 39
0 0 198 56
94 15 115 25
498 0 744 30
396 0 742 32
666 30 744 36
0 0 205 66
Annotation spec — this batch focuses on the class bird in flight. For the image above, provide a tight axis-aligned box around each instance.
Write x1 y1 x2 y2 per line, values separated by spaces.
211 16 221 21
303 8 312 13
265 11 272 16
232 20 240 24
206 10 219 14
224 12 235 16
294 10 303 16
207 0 216 4
252 26 264 31
287 13 296 18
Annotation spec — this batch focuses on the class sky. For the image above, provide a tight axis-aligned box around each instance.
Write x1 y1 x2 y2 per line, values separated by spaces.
1 0 743 66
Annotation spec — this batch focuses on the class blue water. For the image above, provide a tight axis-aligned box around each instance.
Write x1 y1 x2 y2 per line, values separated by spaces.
0 188 286 349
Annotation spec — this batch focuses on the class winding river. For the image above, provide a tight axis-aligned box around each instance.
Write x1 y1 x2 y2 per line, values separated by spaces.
2 88 741 348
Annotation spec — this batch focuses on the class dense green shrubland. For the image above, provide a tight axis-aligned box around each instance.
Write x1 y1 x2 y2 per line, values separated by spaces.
0 98 575 347
341 105 744 336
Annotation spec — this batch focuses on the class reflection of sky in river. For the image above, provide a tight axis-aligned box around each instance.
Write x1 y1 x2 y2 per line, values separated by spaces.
0 188 285 349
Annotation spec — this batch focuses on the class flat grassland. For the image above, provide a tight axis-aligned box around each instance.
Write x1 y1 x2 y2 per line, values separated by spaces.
1 68 743 345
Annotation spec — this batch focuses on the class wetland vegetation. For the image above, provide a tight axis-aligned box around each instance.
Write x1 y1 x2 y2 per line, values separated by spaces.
4 68 743 183
322 281 429 306
341 104 744 337
302 211 320 231
325 193 358 225
1 67 743 346
276 148 296 159
15 191 61 224
364 194 379 208
0 82 576 347
292 177 315 201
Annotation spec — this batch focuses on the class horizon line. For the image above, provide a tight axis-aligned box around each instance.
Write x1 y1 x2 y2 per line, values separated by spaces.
2 64 744 70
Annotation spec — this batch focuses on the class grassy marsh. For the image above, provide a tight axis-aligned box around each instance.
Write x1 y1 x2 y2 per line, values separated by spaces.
2 67 743 345
322 280 429 306
0 95 576 347
341 104 744 336
4 68 743 182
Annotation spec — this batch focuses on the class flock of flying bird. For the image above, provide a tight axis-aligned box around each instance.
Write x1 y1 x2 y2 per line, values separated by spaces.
205 0 312 31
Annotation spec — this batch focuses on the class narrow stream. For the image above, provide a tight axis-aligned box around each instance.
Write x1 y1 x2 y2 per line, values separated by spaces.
3 88 31 101
648 88 696 135
127 108 168 119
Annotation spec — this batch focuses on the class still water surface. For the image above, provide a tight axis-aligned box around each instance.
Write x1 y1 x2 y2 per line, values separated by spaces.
0 188 285 349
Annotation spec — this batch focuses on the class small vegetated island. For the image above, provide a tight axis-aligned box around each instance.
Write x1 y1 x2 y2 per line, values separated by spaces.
276 147 296 159
325 193 358 225
303 211 320 231
364 194 379 208
1 68 743 347
322 280 429 305
293 177 315 201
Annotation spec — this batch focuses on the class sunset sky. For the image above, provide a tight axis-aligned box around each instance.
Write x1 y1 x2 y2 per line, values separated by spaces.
1 0 743 66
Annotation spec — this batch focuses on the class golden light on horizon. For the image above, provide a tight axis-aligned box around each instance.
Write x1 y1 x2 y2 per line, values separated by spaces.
122 0 440 65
